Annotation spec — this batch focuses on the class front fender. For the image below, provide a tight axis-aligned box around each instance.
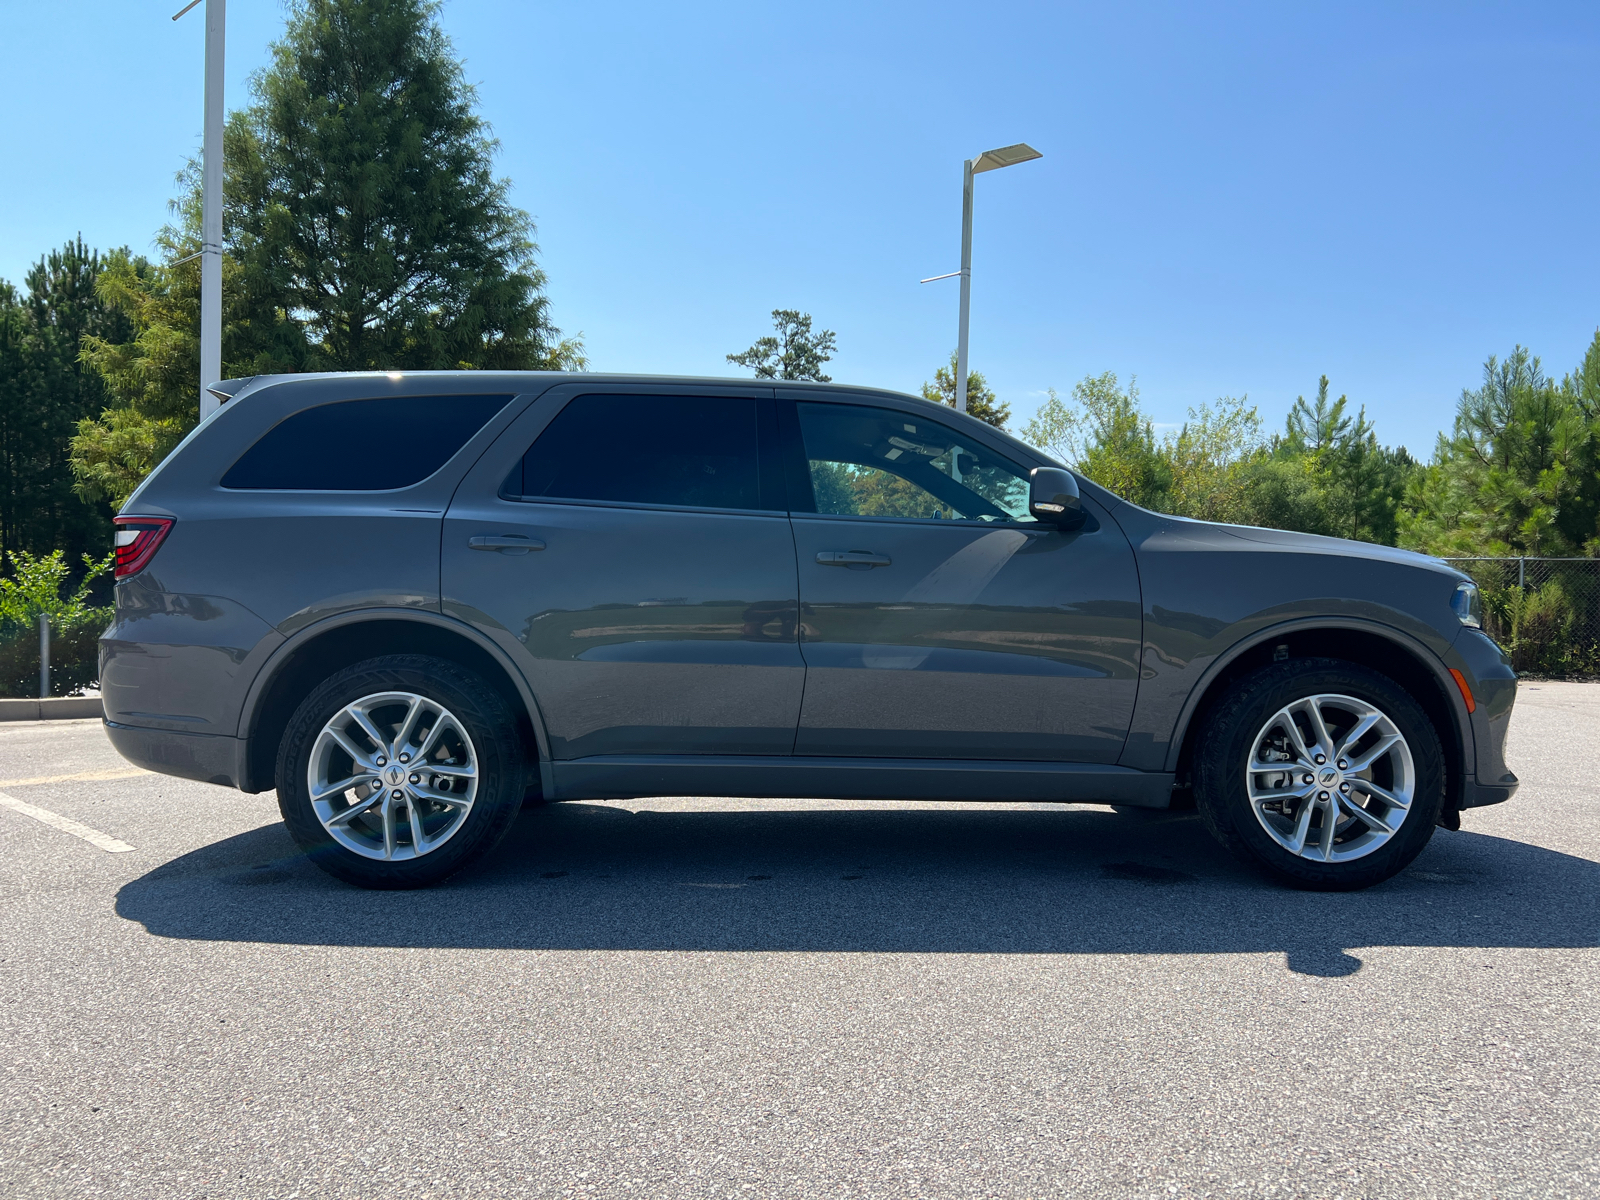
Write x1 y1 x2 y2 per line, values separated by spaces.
1111 509 1470 776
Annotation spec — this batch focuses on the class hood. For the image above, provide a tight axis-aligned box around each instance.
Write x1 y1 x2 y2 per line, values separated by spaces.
1222 522 1462 574
1158 514 1465 577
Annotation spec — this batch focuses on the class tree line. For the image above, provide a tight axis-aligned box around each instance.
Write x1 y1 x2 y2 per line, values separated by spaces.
1017 336 1600 558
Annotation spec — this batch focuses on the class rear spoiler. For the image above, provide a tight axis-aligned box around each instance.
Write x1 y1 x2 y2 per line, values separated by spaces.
206 377 258 403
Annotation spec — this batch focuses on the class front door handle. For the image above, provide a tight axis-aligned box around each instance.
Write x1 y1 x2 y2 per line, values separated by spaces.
816 550 891 568
469 534 545 554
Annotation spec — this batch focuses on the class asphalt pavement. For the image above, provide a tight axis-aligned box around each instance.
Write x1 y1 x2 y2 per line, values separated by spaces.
1 683 1596 1199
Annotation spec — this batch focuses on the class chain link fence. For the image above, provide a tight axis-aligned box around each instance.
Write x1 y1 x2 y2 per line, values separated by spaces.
1444 557 1600 676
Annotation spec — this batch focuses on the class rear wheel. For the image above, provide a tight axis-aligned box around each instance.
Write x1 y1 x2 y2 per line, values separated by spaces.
1194 658 1444 890
276 655 525 888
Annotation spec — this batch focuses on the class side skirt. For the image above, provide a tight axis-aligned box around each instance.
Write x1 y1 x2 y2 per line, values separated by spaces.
551 755 1175 808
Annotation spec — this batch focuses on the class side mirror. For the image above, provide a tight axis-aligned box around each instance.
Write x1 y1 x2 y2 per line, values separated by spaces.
1029 467 1087 529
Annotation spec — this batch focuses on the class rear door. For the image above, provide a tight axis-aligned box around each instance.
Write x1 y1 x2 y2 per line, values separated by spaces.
442 383 804 759
782 395 1143 763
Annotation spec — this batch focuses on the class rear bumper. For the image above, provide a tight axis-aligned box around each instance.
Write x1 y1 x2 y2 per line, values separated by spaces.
104 720 244 789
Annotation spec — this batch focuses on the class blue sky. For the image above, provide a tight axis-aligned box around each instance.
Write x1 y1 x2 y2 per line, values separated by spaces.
3 1 1597 453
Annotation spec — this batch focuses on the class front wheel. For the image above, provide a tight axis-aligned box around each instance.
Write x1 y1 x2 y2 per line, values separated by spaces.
1193 658 1444 891
276 654 525 889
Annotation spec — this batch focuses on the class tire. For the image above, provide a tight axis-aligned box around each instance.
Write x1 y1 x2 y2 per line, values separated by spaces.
276 654 526 889
1193 657 1444 891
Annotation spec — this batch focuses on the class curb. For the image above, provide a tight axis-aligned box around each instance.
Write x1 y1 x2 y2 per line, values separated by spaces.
0 696 104 722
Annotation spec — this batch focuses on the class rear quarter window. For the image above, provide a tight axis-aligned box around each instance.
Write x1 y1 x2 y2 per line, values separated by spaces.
221 394 513 490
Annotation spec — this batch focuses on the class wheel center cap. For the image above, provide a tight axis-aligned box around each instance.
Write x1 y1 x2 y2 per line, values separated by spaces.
384 765 405 786
1318 767 1339 786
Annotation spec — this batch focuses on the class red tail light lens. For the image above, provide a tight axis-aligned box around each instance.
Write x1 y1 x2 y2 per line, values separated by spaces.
113 517 174 580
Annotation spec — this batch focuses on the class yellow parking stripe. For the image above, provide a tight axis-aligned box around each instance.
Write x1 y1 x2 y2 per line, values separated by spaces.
0 767 149 788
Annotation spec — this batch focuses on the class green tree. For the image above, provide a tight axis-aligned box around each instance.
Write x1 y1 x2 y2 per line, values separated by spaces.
1399 342 1600 556
921 352 1010 429
1023 371 1416 543
228 0 578 371
72 195 310 508
727 309 837 381
0 238 128 560
1022 373 1169 507
1254 376 1416 544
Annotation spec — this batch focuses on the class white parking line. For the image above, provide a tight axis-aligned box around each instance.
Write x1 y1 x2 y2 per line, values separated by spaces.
0 791 136 853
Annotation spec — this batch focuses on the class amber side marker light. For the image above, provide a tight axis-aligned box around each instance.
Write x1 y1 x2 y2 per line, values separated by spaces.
113 517 174 580
1448 668 1477 714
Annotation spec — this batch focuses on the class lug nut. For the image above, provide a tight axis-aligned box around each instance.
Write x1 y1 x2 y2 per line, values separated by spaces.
399 753 411 763
1314 754 1326 765
409 773 420 784
1340 782 1350 793
1318 790 1330 801
390 789 403 800
1336 758 1348 769
375 755 387 767
1302 773 1314 784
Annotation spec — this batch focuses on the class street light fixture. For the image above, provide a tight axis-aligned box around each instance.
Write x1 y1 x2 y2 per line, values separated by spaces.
173 0 226 421
921 142 1042 414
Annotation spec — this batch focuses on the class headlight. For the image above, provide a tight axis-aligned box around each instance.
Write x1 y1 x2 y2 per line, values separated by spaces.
1451 581 1482 629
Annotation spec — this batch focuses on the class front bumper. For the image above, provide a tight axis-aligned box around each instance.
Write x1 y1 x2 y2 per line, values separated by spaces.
1461 777 1519 809
104 720 244 789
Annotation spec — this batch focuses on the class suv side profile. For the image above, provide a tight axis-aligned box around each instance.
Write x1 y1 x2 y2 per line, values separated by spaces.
103 372 1518 891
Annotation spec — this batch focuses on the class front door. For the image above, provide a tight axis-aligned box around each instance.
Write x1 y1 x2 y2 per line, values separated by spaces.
442 386 804 759
783 397 1142 762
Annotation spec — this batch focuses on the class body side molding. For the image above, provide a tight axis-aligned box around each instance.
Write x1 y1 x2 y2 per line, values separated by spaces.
552 755 1175 807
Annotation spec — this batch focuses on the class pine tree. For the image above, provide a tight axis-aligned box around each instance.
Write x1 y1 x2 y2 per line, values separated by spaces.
727 310 837 382
922 351 1010 429
0 239 128 558
229 0 577 371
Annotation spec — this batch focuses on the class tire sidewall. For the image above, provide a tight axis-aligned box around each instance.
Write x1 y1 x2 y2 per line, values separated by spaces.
1195 659 1445 890
276 655 524 888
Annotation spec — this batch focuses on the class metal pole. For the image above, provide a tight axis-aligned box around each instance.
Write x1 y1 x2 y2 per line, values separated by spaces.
1519 556 1526 590
198 0 226 421
955 158 974 414
38 613 49 700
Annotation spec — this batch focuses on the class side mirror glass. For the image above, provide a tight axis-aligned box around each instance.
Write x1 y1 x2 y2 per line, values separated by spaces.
1029 467 1086 529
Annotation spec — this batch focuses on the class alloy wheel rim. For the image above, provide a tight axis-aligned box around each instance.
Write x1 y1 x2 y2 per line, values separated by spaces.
307 690 479 861
1245 692 1414 863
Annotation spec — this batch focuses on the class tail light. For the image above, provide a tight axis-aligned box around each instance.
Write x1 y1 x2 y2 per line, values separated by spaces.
113 517 174 580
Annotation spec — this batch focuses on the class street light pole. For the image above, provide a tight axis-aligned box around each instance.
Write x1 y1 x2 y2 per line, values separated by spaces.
174 0 226 421
956 159 975 414
923 143 1043 413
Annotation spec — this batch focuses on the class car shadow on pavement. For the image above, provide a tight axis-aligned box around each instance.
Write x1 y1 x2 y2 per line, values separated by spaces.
115 802 1599 977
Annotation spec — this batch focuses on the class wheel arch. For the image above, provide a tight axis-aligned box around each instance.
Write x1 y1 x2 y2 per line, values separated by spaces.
237 610 550 796
1164 619 1472 820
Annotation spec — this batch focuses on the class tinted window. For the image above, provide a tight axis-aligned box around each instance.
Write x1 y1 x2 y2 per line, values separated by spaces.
506 394 765 511
794 402 1034 522
222 394 513 490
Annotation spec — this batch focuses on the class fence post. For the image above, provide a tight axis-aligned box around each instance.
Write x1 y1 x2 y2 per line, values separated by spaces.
1519 556 1526 590
38 613 50 700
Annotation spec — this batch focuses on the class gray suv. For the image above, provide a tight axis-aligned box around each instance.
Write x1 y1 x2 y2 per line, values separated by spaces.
103 372 1518 891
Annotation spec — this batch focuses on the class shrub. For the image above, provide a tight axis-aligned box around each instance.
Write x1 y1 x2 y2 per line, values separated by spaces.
0 550 113 697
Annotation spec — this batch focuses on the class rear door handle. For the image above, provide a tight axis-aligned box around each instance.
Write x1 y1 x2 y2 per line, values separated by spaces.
816 550 891 568
469 535 545 554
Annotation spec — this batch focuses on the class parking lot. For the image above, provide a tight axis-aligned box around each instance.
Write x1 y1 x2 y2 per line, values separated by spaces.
0 684 1595 1199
